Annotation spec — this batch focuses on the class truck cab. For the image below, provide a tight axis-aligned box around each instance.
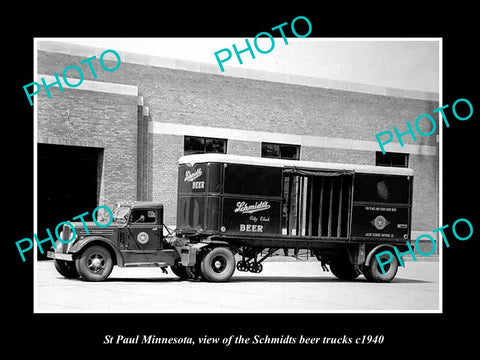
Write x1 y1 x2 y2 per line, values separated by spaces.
48 202 181 281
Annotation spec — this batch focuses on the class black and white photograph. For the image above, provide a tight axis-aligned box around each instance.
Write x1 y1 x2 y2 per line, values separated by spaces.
6 7 479 356
33 37 441 313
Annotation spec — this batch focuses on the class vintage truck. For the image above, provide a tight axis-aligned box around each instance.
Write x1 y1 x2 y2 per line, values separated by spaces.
48 153 414 283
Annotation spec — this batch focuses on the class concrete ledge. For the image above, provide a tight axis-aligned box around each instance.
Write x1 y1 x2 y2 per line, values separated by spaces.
37 136 104 148
37 40 439 101
38 74 138 96
149 121 438 156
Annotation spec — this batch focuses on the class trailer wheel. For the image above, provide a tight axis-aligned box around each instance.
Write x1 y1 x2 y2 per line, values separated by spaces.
329 261 360 281
75 245 113 282
364 250 398 282
54 260 80 279
200 247 236 282
236 261 248 272
248 262 263 273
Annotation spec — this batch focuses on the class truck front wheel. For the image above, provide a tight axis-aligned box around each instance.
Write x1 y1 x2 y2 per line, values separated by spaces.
200 247 236 282
75 245 113 282
54 260 80 279
363 250 398 282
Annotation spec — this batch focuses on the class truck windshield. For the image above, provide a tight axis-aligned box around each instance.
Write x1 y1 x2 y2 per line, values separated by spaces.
112 205 131 222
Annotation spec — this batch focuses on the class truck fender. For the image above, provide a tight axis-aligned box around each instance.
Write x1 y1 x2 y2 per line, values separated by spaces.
69 236 125 267
179 241 237 267
364 244 396 267
203 237 239 253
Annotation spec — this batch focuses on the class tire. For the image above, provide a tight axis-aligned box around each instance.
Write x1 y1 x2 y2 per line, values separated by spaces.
329 261 360 281
200 247 236 282
170 264 189 280
364 250 398 282
193 259 204 280
54 259 80 279
75 245 113 282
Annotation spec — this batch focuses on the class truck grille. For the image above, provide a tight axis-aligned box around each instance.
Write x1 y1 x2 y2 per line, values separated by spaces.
79 228 114 236
61 224 72 242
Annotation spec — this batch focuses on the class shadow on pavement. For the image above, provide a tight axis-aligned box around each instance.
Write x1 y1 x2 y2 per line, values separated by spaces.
61 275 433 284
230 276 432 284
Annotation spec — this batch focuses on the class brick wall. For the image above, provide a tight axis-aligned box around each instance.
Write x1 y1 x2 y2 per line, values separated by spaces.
409 153 439 230
137 104 150 201
301 147 372 164
151 134 183 225
36 50 438 145
227 140 260 157
37 47 439 233
36 86 138 209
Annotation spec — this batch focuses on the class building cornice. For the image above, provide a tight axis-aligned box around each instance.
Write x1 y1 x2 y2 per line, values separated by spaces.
37 40 439 102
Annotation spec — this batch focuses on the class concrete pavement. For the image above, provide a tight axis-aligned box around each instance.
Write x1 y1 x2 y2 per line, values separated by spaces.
35 259 440 313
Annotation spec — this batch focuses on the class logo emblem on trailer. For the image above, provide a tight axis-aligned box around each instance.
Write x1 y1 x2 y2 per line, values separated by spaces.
137 232 149 244
234 201 271 214
184 168 202 182
371 215 390 230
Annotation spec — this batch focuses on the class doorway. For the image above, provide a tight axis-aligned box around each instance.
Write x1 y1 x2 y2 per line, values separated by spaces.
37 143 103 259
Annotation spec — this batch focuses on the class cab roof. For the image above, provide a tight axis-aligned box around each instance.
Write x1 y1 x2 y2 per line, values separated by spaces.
178 153 414 176
118 201 163 209
133 201 163 209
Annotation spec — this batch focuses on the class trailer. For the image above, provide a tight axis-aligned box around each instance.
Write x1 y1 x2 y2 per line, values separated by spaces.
48 153 413 283
175 154 413 282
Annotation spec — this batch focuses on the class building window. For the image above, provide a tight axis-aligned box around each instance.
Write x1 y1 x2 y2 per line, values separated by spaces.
262 142 300 160
375 151 409 168
184 136 227 155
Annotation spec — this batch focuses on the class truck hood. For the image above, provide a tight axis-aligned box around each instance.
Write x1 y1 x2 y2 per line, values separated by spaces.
71 221 121 237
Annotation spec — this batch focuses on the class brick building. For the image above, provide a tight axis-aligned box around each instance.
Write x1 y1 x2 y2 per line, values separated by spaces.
35 40 439 252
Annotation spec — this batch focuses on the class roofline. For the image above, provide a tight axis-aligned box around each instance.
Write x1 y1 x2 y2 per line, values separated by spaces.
133 202 163 208
36 40 439 101
178 154 414 176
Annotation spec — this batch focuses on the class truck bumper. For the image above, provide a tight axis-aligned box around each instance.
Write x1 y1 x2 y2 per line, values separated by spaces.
47 251 74 261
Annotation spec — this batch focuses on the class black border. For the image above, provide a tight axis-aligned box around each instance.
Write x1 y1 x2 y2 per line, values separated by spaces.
7 5 479 355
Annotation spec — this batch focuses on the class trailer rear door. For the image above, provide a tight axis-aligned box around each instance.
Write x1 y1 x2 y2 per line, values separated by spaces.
351 173 413 241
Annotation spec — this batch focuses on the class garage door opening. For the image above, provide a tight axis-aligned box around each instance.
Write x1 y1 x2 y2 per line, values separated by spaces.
37 144 104 259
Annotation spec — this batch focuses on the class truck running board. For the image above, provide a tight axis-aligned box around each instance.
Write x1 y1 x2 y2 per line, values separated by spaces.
124 262 168 268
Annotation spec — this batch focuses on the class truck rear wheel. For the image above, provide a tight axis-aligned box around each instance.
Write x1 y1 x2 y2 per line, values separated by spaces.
364 250 398 282
170 264 189 280
200 247 235 282
54 259 80 279
75 245 113 282
329 261 360 281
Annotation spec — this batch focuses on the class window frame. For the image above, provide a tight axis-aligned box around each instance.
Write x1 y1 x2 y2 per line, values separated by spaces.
375 151 409 168
184 136 227 155
261 142 300 160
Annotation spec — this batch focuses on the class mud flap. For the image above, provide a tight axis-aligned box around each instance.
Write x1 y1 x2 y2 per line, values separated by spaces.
180 243 210 266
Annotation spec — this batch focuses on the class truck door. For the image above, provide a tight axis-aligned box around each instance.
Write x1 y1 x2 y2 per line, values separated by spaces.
126 208 163 251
